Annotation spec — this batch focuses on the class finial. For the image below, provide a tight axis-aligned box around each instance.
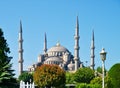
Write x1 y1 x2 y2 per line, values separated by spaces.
92 29 94 41
20 20 22 33
101 48 105 53
44 32 47 42
56 41 60 46
76 16 79 29
45 32 46 36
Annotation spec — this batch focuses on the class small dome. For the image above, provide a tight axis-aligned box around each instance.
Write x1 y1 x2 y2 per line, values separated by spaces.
46 57 62 62
44 56 63 65
68 61 75 68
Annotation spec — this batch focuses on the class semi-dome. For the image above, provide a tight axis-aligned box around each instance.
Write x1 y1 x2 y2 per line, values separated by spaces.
47 42 69 53
46 57 62 62
44 56 63 65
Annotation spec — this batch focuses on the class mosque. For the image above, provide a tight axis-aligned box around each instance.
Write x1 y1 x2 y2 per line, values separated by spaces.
18 16 95 75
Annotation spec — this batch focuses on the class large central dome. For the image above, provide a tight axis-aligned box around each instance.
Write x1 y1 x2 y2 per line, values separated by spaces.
47 42 69 52
47 42 70 57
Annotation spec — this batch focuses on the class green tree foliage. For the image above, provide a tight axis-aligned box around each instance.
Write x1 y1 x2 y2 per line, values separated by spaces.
96 67 102 74
66 72 74 84
96 66 107 75
18 72 33 83
74 67 94 83
88 84 101 88
33 64 66 88
108 63 120 88
0 28 16 87
90 75 113 88
90 77 102 85
105 75 113 88
76 83 87 88
75 83 101 88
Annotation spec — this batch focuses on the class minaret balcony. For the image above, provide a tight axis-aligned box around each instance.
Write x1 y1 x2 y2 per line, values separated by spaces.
90 64 95 67
74 57 79 60
74 36 79 39
18 39 23 42
18 49 23 52
91 55 95 58
91 46 95 49
74 46 79 50
18 60 24 63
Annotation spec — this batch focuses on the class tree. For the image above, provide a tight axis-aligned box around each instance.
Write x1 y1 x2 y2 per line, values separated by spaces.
96 66 107 75
18 72 33 83
66 72 74 84
105 75 113 88
108 63 120 88
90 77 102 85
33 64 66 88
0 28 15 87
96 67 102 74
73 67 94 83
90 74 113 88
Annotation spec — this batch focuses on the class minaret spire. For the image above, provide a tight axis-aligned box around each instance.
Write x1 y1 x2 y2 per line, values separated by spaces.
18 20 24 75
90 30 95 70
74 16 80 71
20 20 22 33
43 32 47 54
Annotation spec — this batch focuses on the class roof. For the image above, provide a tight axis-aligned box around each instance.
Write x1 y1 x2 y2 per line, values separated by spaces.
45 56 63 62
47 42 69 52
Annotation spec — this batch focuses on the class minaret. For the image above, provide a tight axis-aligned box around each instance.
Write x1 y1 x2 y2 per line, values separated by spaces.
74 16 80 71
43 32 47 54
90 30 95 70
18 20 24 75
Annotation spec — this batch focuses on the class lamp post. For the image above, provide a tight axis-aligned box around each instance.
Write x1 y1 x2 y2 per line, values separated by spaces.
100 48 107 88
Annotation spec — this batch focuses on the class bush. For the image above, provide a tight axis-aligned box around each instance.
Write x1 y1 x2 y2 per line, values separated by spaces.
66 72 75 84
74 67 94 83
108 63 120 88
90 76 113 88
90 77 102 85
18 72 33 83
76 83 87 88
75 83 101 88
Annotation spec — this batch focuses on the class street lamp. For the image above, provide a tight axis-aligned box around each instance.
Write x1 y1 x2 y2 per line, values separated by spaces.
100 48 107 88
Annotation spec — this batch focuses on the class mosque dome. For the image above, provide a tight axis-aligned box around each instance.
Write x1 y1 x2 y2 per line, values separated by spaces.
47 42 69 54
68 61 75 70
44 56 62 65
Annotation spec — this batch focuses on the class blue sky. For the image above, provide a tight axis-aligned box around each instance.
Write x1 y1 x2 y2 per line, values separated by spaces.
0 0 120 77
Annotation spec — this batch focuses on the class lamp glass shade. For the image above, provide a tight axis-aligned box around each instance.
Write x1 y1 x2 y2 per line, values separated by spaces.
100 53 106 61
100 48 107 61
